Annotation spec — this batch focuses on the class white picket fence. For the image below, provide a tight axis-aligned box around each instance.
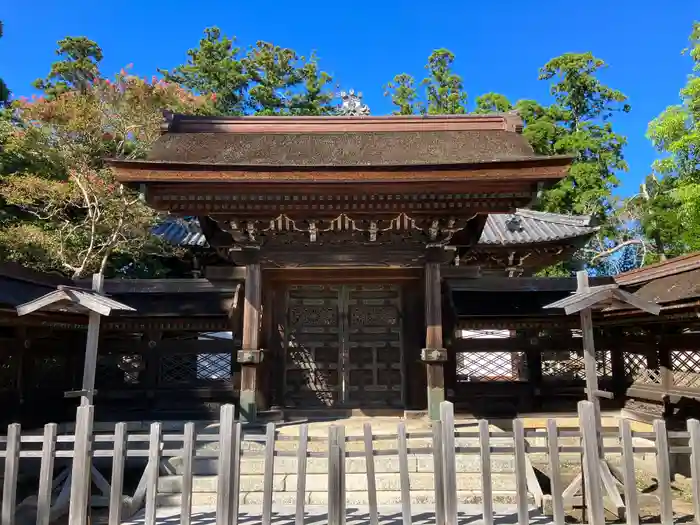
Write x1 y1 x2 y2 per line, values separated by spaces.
0 401 697 525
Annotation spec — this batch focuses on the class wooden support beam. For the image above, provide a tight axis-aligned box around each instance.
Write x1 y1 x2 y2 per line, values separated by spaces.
239 257 262 423
423 255 446 421
81 274 104 407
577 271 604 457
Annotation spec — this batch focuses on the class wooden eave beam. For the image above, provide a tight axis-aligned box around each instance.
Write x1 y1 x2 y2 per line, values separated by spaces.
163 113 524 133
109 160 571 185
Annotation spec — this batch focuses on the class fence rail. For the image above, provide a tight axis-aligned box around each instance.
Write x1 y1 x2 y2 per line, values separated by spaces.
0 401 697 525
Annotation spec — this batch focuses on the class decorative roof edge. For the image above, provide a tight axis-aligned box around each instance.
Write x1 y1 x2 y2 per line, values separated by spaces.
159 111 525 134
615 252 700 286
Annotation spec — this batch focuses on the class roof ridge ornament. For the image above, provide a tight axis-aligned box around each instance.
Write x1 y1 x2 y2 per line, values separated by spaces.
337 89 370 116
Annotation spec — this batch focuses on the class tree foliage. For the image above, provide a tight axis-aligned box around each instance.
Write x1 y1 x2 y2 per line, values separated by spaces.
33 37 104 98
159 27 335 116
641 22 700 255
385 49 468 115
0 59 215 278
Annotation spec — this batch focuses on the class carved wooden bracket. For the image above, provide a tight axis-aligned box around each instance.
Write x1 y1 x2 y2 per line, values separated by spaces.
217 212 478 249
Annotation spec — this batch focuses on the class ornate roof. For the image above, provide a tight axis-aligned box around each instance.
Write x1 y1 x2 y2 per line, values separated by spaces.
106 113 571 169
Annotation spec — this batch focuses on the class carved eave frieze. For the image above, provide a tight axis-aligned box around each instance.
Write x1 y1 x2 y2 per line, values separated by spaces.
213 212 479 251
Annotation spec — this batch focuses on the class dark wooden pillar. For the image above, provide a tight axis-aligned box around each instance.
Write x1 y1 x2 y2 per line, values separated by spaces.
423 253 447 420
521 330 542 412
238 256 263 423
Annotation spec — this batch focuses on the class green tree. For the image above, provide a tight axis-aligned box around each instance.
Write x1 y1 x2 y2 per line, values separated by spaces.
0 67 215 278
422 49 467 114
33 36 103 98
384 73 421 115
384 49 467 115
473 92 512 114
160 27 334 116
533 53 630 222
645 22 700 253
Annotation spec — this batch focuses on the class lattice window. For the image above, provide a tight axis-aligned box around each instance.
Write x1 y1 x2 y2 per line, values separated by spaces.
623 352 659 384
672 350 700 389
160 354 231 384
456 352 526 382
541 350 612 381
455 329 525 382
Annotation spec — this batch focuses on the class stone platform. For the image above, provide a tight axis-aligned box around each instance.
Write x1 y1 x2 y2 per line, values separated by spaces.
124 505 555 525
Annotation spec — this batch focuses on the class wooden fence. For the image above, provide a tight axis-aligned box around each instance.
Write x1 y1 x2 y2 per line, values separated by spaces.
0 401 697 525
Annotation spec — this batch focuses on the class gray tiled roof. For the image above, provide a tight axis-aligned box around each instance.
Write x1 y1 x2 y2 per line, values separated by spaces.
152 217 208 247
154 209 598 248
480 209 598 246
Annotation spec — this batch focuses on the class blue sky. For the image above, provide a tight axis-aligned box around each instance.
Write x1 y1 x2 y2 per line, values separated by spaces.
1 1 697 196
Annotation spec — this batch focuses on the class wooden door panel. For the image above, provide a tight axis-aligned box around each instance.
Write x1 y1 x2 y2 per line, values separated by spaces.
284 285 341 407
345 284 403 407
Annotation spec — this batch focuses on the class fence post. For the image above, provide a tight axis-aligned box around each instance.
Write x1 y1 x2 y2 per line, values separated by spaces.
578 400 605 525
216 404 235 525
653 419 674 525
432 421 445 525
144 422 162 525
440 401 457 525
68 405 94 525
328 425 341 525
1 423 20 525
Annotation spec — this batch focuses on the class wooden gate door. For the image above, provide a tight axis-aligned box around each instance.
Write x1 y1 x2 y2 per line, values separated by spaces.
345 284 403 407
283 283 404 408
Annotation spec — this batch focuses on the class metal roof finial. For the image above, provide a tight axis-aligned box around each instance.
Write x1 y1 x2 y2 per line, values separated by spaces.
337 90 370 116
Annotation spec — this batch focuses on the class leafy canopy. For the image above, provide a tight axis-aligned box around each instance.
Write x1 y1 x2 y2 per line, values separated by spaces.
159 27 335 116
385 49 468 115
0 42 215 278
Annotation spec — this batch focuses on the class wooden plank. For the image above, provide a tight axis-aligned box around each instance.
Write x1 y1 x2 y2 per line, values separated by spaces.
108 423 127 525
144 422 162 525
397 422 412 525
231 422 242 525
653 419 674 525
262 422 276 525
578 400 605 525
328 425 340 525
440 401 457 525
513 419 529 525
338 426 346 525
619 419 640 525
363 423 378 525
432 421 446 525
36 423 57 525
2 424 20 525
295 424 309 525
68 406 94 525
180 423 195 525
546 419 565 525
478 419 494 525
216 404 235 525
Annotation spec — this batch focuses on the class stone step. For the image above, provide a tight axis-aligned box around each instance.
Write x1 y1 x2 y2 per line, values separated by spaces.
156 489 532 507
158 471 518 494
163 454 516 476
